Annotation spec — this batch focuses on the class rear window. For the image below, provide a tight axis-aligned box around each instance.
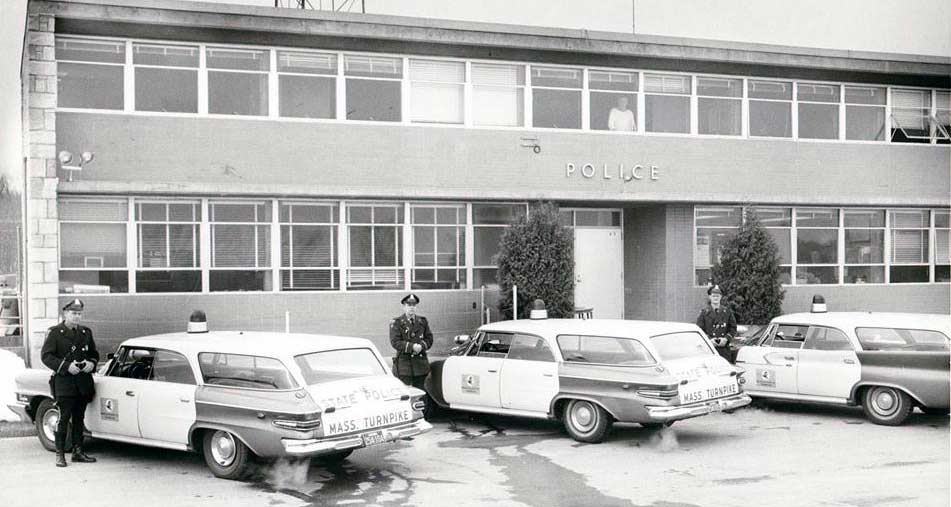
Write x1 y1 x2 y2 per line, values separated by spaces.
855 327 950 351
294 348 387 385
556 335 655 366
651 332 715 360
198 352 297 389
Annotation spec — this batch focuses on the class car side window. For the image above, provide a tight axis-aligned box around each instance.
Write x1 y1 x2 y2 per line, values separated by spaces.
803 326 853 351
771 324 808 349
506 334 555 362
476 332 513 358
108 347 155 380
150 350 197 385
464 332 484 356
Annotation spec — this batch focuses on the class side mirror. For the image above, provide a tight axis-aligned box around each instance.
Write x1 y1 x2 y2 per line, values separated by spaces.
107 353 115 361
453 334 471 345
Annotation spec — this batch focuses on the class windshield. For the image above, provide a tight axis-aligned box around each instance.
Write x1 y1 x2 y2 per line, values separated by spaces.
198 352 297 389
556 334 655 366
294 348 387 385
856 327 950 351
651 332 715 361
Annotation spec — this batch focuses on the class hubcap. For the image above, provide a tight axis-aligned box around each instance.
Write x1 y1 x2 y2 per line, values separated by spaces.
42 407 59 442
571 402 596 432
210 431 236 467
873 389 897 414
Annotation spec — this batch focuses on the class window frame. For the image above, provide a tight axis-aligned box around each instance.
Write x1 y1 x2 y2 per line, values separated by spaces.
131 42 200 114
205 46 271 117
410 203 467 290
134 200 202 293
279 201 340 291
529 64 584 130
345 202 405 290
58 197 131 295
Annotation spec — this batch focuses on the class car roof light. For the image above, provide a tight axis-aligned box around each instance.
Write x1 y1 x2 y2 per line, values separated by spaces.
811 295 827 313
187 310 209 333
529 299 548 320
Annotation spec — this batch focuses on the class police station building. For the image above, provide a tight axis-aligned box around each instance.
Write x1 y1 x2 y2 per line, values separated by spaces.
20 0 951 362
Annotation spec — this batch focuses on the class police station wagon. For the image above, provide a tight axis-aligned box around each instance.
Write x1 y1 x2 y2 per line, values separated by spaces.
426 304 751 443
9 320 431 480
735 300 950 426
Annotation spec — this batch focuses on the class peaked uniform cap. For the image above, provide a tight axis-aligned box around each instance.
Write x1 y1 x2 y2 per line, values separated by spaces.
62 298 85 311
707 284 722 296
401 293 421 305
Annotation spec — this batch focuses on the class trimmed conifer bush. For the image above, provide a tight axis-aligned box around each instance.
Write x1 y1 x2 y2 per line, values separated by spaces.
496 202 574 319
710 210 785 324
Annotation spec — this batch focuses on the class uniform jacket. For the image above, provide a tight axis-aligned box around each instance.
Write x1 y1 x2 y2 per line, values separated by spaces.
41 322 99 399
389 314 434 377
696 305 737 346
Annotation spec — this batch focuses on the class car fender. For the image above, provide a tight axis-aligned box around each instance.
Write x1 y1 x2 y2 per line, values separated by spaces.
423 358 449 408
849 381 927 407
549 393 619 421
188 422 263 456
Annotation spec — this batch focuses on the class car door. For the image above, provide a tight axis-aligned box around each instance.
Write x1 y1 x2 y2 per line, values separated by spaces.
84 346 145 438
137 349 198 445
441 332 508 410
499 333 559 413
735 324 806 395
796 326 860 400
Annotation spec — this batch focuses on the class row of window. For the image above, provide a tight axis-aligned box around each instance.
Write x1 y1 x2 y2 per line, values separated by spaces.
55 37 951 144
59 198 527 294
695 206 951 285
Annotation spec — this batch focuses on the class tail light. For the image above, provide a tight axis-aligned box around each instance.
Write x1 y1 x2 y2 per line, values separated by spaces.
636 384 679 400
411 395 427 413
273 412 322 432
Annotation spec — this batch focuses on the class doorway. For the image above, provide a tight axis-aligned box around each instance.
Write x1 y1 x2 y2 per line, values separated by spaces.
561 209 624 320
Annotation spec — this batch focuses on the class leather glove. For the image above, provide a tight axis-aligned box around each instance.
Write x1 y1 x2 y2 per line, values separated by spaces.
412 343 423 354
713 337 727 347
81 361 95 374
67 362 81 375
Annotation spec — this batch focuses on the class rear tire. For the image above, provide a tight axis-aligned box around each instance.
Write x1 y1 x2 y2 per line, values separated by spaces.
202 430 253 480
562 399 611 443
862 386 913 426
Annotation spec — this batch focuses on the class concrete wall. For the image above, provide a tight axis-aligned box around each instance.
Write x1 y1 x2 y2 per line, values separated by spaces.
57 113 950 207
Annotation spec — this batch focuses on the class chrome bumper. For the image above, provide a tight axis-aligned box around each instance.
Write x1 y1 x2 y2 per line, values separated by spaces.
6 402 30 423
281 418 433 456
646 393 752 422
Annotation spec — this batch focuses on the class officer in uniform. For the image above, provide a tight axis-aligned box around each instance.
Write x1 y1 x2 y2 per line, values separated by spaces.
41 299 99 467
696 285 737 363
389 293 433 390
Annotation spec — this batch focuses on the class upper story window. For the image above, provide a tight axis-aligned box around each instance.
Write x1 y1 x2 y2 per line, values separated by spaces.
280 202 339 290
748 80 792 138
697 77 742 136
589 70 638 132
135 201 201 292
133 43 199 113
644 74 690 134
56 38 125 110
277 51 336 119
345 55 402 122
59 199 129 294
206 47 269 116
531 66 582 129
209 201 272 291
844 86 886 141
797 83 840 140
471 63 524 127
410 59 465 124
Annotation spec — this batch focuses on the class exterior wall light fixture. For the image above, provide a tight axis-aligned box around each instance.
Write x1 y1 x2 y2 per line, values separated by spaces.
58 150 94 182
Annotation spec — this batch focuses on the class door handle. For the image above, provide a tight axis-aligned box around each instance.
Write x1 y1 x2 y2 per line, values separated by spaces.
542 373 554 377
783 356 795 361
179 397 191 403
843 359 855 364
125 391 135 397
487 369 498 373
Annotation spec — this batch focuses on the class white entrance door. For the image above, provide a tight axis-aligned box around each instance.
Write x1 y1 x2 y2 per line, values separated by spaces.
574 227 624 319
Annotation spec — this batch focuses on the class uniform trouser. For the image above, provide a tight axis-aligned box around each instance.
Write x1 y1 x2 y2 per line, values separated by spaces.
396 375 426 390
54 396 87 452
714 345 734 364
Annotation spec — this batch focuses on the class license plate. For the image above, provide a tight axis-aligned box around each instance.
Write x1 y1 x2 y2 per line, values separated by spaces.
679 379 739 404
361 431 386 447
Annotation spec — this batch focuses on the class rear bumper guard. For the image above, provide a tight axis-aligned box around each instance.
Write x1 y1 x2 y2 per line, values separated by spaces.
6 402 30 423
646 393 751 422
281 418 432 456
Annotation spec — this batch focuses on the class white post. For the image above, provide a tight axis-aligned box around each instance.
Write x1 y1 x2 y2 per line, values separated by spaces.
284 311 290 333
513 285 518 320
480 285 486 325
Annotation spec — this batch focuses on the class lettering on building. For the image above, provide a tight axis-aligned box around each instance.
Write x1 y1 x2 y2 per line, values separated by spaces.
565 163 660 182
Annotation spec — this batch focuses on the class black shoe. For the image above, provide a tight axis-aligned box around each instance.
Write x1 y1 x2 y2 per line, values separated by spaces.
56 451 67 468
71 448 97 463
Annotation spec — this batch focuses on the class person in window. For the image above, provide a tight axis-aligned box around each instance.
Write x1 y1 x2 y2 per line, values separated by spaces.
389 293 434 392
608 95 636 132
696 285 737 363
41 298 99 467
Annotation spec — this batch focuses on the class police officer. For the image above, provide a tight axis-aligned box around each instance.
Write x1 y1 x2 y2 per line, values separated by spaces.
389 294 433 390
41 298 99 467
696 285 737 363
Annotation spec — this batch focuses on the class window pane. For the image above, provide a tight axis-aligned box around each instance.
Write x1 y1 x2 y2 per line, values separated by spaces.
934 210 950 228
532 89 581 129
57 63 124 109
473 204 525 225
139 224 167 267
210 270 270 291
890 210 929 228
696 206 742 227
283 225 335 267
644 74 689 94
750 100 792 137
844 210 884 227
796 209 838 227
798 103 839 139
59 271 128 294
282 203 337 223
589 70 637 92
936 265 950 283
796 266 838 284
374 227 399 266
473 267 498 287
213 224 270 267
136 271 201 293
845 266 884 284
135 67 198 113
169 224 198 267
531 66 582 88
891 230 928 264
211 203 269 222
282 269 338 290
60 223 127 268
936 229 950 265
133 43 198 67
56 38 125 63
277 51 336 75
845 86 885 105
749 80 792 100
411 82 464 124
61 200 127 221
208 72 268 116
695 228 736 269
645 95 689 133
279 75 335 119
697 77 741 97
845 229 884 264
798 83 840 103
346 79 401 121
473 85 523 127
765 229 791 264
592 92 636 132
344 55 402 78
699 98 741 135
474 227 506 265
414 228 435 266
846 105 886 141
750 207 792 227
206 48 269 71
889 266 928 283
797 229 837 264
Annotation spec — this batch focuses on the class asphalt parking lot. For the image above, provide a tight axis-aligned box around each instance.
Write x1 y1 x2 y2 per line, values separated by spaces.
0 402 948 507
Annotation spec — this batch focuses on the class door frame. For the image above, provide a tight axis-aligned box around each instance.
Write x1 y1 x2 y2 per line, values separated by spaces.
562 207 625 319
